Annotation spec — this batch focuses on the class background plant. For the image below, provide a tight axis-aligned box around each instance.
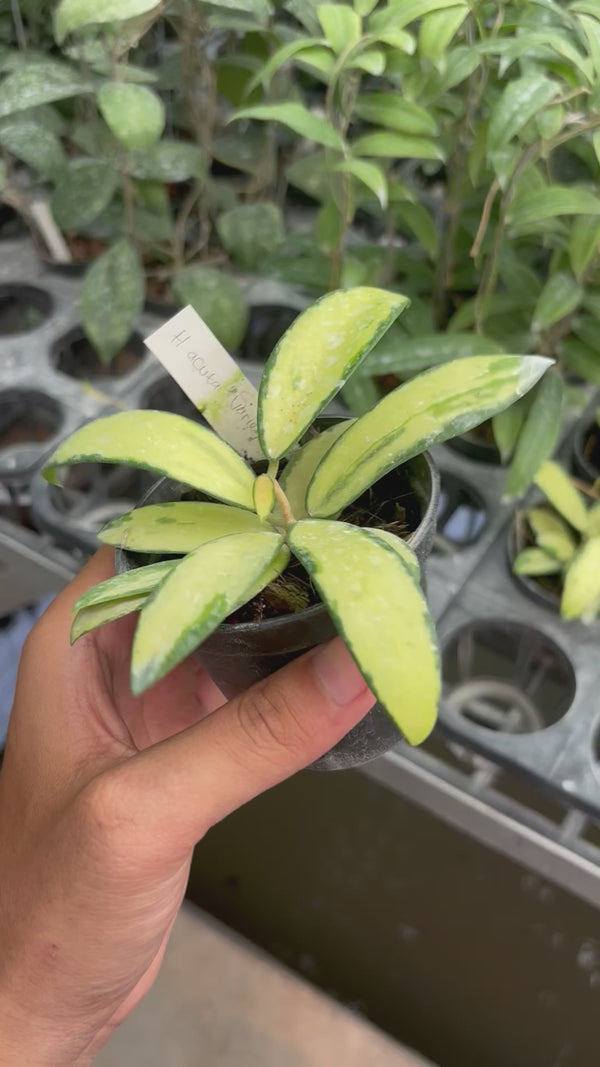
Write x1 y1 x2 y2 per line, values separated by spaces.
228 0 600 494
0 0 290 359
513 459 600 621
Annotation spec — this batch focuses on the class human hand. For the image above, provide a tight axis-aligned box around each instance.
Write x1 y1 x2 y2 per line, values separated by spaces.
0 549 374 1066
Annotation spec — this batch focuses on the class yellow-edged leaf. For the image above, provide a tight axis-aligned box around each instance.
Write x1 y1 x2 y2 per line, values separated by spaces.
43 411 256 510
288 520 439 745
131 531 283 694
99 502 265 552
258 288 409 459
307 355 552 517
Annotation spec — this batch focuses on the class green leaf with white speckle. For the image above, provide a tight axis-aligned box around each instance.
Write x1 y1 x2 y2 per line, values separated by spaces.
55 0 161 42
0 60 87 117
98 82 165 150
99 502 266 553
258 287 409 459
171 266 248 353
0 119 65 180
80 239 144 363
288 520 439 745
131 531 283 694
307 355 552 517
51 158 117 231
43 411 256 511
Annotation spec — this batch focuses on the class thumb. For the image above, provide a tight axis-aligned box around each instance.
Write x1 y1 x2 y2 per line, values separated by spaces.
119 637 375 851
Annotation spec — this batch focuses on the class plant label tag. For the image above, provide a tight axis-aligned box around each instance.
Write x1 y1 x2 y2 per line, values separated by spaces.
145 305 262 460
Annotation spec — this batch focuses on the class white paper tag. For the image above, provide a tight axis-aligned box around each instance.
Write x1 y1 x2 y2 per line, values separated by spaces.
145 306 262 460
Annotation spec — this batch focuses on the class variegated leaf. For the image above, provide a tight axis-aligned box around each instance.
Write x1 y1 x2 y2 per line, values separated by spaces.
131 531 283 694
307 355 552 517
43 411 256 511
288 520 439 745
258 288 409 459
99 502 265 553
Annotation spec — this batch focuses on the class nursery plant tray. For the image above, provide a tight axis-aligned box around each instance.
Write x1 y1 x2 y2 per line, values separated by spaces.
1 230 599 903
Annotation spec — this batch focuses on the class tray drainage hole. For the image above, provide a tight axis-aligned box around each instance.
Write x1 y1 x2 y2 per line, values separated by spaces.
433 471 487 553
442 620 576 732
142 376 208 424
51 327 145 380
446 680 545 734
0 389 63 450
0 284 53 335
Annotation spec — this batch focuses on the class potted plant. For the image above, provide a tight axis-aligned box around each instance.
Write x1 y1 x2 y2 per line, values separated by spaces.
265 0 600 493
511 459 600 622
0 0 282 369
42 286 550 767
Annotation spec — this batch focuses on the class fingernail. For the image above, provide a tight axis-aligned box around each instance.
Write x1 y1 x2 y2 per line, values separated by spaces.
312 638 369 706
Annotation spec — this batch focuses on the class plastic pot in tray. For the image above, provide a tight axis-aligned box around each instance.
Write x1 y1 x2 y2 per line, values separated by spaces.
507 511 562 613
31 463 156 555
116 446 440 771
572 416 600 484
0 387 65 486
51 326 146 383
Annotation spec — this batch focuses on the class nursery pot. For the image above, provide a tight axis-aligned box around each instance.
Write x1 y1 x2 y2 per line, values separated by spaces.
507 511 561 614
572 417 600 484
116 439 439 771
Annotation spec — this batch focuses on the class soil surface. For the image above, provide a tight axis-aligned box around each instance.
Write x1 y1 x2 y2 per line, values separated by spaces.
53 331 144 379
227 463 420 624
0 288 50 335
0 393 60 448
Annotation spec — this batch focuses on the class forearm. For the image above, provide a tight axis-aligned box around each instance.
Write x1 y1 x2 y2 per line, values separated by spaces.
0 994 95 1067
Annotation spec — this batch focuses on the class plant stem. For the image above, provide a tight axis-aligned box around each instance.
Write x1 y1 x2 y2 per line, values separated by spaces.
272 480 295 526
267 459 279 480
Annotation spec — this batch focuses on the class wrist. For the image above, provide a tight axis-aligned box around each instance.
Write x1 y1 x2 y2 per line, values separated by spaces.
0 990 94 1067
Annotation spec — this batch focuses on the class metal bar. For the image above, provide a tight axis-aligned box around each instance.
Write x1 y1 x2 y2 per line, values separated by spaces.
362 751 600 909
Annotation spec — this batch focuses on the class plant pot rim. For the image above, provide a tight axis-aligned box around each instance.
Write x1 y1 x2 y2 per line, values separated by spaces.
572 416 600 485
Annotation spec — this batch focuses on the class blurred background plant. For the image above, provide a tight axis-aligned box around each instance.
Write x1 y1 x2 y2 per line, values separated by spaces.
0 0 599 492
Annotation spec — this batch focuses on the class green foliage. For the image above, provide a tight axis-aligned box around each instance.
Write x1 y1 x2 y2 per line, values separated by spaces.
80 239 145 363
97 83 165 150
44 288 550 740
171 267 249 353
514 462 600 622
216 203 285 270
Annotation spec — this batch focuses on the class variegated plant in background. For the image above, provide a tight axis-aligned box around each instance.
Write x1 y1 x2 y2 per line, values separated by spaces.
513 461 600 623
44 288 551 746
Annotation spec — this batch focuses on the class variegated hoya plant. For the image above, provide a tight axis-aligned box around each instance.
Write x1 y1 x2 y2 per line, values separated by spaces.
44 288 551 746
513 461 600 623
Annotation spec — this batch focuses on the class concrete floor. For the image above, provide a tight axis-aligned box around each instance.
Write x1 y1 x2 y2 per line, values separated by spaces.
95 905 434 1067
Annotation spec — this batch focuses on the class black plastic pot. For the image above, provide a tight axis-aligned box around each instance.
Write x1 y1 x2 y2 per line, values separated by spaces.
572 417 600 484
31 464 156 555
446 420 501 465
239 304 299 362
116 441 439 771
